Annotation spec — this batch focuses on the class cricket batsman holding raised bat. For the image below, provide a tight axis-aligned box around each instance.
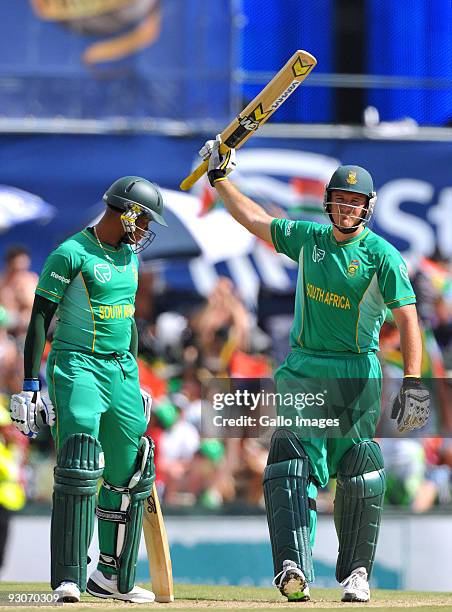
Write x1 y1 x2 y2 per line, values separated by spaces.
200 137 431 603
10 177 167 603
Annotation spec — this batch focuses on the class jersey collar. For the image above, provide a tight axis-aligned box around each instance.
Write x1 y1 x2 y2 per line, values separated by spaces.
329 226 370 247
83 227 123 252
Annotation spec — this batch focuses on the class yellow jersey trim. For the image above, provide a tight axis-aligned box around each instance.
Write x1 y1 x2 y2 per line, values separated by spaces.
271 219 281 252
355 273 376 354
331 228 370 248
296 246 305 348
385 295 416 306
36 287 62 301
51 352 60 452
80 272 96 352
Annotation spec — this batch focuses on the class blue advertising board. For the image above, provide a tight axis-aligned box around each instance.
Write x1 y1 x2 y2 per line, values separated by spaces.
0 135 450 292
0 1 233 121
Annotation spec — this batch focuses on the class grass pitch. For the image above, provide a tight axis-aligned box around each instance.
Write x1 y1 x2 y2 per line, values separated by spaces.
0 583 451 611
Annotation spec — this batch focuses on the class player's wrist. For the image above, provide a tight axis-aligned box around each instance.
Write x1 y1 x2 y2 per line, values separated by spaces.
208 171 228 187
23 378 41 392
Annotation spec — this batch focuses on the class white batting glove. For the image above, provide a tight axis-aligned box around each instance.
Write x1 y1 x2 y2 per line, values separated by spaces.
141 388 152 425
199 135 236 186
10 386 56 439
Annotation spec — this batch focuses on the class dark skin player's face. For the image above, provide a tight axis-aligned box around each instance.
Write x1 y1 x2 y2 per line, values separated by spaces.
122 215 151 244
132 215 150 243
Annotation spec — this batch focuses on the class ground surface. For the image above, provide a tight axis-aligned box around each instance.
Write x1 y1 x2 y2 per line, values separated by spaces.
0 583 451 612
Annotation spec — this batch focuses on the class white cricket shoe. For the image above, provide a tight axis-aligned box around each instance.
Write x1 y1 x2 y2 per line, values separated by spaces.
340 567 370 602
87 569 155 603
53 581 80 603
273 560 310 602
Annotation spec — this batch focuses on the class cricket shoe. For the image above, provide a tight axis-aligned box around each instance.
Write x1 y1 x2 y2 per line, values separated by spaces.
53 581 80 603
273 560 310 602
340 567 370 602
87 569 155 603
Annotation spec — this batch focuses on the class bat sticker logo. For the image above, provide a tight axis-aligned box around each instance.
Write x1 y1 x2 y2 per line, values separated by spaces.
239 103 270 131
292 57 314 77
239 116 260 131
269 81 301 112
146 494 157 514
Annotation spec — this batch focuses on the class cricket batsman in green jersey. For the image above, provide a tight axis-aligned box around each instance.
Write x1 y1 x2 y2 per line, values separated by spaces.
10 177 168 603
200 137 431 603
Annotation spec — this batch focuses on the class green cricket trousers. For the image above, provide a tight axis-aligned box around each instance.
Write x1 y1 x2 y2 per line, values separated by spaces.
47 349 147 575
274 347 382 547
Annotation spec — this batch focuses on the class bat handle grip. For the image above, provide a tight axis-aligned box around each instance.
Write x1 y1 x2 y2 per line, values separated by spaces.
179 143 229 191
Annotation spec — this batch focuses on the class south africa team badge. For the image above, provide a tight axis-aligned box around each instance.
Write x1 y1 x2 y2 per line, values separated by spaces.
347 259 360 276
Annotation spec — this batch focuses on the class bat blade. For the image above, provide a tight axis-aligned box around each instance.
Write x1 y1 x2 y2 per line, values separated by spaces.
142 483 174 603
180 50 317 191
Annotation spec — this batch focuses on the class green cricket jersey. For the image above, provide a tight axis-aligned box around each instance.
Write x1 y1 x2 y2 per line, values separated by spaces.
35 229 139 354
271 219 416 354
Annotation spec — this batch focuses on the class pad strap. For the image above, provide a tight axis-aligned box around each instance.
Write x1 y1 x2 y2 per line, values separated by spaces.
96 507 128 523
99 553 118 570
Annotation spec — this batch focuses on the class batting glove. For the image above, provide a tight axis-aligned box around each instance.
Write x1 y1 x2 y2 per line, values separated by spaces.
10 379 56 439
390 376 430 433
141 388 152 425
199 135 236 186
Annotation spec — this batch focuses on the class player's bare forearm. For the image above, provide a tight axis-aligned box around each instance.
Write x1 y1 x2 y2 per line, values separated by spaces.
392 304 423 376
215 180 273 243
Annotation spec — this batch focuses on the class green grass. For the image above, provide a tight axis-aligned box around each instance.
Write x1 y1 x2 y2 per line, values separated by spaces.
0 582 451 611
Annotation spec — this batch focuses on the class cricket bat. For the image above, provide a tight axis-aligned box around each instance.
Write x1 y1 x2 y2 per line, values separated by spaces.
180 49 317 191
142 483 174 602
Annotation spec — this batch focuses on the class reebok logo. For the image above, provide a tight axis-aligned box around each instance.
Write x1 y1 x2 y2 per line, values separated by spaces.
399 263 409 282
50 271 70 284
285 221 295 237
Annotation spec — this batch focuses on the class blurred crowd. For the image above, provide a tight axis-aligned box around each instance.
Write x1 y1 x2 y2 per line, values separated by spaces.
0 243 451 536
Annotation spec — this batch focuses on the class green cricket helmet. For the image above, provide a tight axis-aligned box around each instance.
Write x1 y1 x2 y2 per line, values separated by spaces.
103 176 168 252
323 165 377 234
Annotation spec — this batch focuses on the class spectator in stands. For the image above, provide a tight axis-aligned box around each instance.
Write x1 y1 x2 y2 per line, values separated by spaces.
190 277 251 373
151 399 200 505
0 246 38 341
0 306 22 394
0 399 27 573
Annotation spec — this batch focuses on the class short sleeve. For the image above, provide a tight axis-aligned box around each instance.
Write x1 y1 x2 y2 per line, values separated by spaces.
271 218 315 263
377 249 416 310
35 243 82 303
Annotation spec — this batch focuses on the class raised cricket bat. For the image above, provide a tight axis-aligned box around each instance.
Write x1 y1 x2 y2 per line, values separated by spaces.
143 483 174 602
180 49 317 191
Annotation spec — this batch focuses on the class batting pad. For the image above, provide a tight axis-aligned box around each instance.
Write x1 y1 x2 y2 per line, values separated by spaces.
263 429 315 582
334 440 386 582
51 433 104 590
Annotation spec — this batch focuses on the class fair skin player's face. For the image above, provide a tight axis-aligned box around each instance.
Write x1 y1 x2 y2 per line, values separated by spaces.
330 189 367 241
